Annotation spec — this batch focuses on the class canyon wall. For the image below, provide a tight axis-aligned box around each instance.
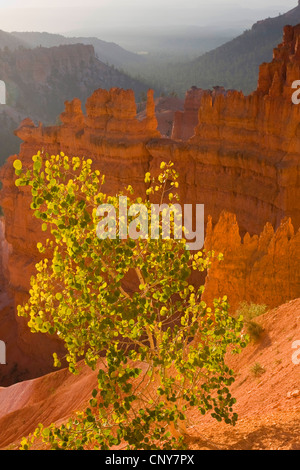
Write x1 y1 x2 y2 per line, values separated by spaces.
203 212 300 312
171 86 227 140
0 217 66 386
1 87 160 296
137 95 184 138
151 25 300 236
0 88 160 384
1 25 300 384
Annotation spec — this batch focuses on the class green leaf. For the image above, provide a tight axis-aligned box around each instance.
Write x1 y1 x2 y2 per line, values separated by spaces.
13 159 22 171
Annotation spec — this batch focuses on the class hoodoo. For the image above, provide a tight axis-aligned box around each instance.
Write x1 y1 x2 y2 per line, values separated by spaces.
1 24 300 384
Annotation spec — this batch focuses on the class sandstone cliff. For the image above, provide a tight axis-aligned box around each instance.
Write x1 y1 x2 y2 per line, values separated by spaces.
137 95 184 138
0 89 160 384
1 25 300 384
171 86 226 140
0 216 67 386
203 212 300 312
149 24 300 235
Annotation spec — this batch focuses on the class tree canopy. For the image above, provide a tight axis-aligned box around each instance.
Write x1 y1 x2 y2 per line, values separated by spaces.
14 152 247 450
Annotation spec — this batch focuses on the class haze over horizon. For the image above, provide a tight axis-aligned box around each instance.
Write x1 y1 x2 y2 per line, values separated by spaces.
0 0 297 40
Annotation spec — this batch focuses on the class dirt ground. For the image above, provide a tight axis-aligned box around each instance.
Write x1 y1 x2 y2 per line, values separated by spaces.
0 299 299 450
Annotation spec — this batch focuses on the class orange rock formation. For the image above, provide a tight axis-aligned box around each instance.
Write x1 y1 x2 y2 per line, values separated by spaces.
0 88 161 384
1 24 300 383
203 212 300 312
172 86 226 140
137 95 184 138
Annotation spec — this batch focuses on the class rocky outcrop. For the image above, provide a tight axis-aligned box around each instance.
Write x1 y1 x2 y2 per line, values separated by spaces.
171 87 204 140
0 90 181 386
10 88 160 197
172 86 226 140
0 88 160 385
257 24 300 97
0 41 151 163
137 95 184 138
0 216 67 386
149 24 300 235
10 31 144 69
1 24 300 384
203 212 300 312
2 88 160 296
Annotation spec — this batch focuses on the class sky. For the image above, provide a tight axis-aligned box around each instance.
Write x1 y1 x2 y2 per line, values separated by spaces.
0 0 297 35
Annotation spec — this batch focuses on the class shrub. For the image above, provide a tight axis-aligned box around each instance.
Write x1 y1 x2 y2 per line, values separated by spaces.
246 320 265 342
235 302 267 342
236 302 267 321
250 362 266 378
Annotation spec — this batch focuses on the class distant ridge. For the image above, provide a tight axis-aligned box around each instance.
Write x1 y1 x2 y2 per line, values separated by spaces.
0 42 150 164
173 3 300 94
0 30 29 50
10 31 144 68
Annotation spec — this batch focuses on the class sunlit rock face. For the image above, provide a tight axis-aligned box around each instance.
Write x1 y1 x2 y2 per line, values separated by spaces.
1 24 300 384
0 88 161 385
202 212 300 312
172 86 226 140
